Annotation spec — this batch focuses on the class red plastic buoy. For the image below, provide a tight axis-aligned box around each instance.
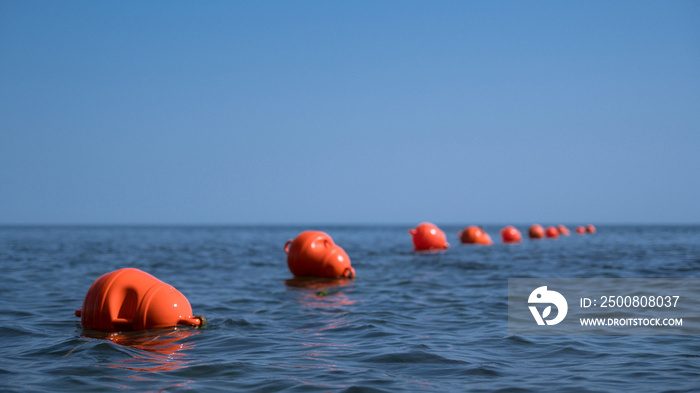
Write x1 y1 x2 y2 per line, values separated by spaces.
557 225 571 236
500 226 522 244
284 231 355 278
458 226 493 245
575 226 586 234
545 226 559 238
586 224 596 234
75 268 204 332
409 222 450 251
528 224 545 239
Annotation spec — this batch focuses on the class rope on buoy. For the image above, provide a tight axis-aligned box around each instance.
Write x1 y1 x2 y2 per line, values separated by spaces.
195 315 207 328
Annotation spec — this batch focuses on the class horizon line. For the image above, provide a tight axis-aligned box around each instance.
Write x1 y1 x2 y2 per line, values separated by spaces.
1 222 698 227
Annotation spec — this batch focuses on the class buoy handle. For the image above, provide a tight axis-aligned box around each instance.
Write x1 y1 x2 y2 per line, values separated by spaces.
178 315 207 328
343 267 356 278
284 240 292 253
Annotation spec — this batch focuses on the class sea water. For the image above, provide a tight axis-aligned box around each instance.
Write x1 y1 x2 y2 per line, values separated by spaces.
1 225 699 392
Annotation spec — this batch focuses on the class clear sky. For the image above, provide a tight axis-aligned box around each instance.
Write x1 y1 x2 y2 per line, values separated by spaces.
1 1 698 225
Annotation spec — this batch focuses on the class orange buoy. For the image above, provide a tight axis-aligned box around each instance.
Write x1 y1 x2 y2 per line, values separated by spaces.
586 224 596 234
409 222 450 251
557 225 571 236
545 226 559 238
458 226 493 245
575 226 586 234
75 268 204 332
284 231 355 278
500 226 522 244
528 224 545 239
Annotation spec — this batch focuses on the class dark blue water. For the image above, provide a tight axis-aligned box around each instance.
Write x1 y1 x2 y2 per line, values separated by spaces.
1 225 699 392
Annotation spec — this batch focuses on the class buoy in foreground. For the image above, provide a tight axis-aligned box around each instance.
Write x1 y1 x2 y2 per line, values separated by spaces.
528 224 545 239
285 231 355 278
545 226 559 238
75 268 204 332
557 225 571 236
458 226 493 245
500 226 522 243
409 222 450 251
586 224 596 234
575 226 586 234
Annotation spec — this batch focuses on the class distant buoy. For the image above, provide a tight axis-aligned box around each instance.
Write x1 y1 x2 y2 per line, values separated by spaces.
545 226 559 238
586 224 596 234
284 231 355 278
575 226 586 234
528 224 545 239
458 226 493 245
557 225 571 236
75 268 204 332
500 226 522 244
409 222 449 251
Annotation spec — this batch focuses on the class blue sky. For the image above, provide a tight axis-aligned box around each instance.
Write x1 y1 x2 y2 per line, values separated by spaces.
1 1 698 224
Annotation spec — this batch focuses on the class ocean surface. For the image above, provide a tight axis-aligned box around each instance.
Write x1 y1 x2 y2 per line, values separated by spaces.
1 224 699 392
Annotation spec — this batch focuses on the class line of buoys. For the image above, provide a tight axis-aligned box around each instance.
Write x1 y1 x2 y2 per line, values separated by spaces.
408 222 450 251
453 223 596 246
75 268 205 332
284 231 355 278
575 224 597 234
457 225 493 245
75 223 597 334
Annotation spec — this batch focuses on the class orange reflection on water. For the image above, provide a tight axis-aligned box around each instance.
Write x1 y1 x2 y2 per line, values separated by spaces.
285 277 357 309
281 277 360 378
82 327 199 372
